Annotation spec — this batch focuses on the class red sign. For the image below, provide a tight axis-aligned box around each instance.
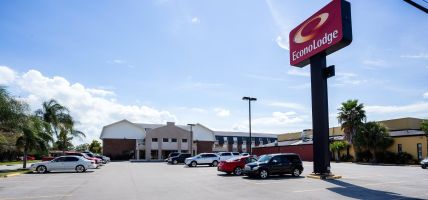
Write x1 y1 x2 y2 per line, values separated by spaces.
289 0 352 67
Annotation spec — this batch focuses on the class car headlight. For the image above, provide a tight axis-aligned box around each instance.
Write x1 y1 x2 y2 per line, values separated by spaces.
252 166 259 170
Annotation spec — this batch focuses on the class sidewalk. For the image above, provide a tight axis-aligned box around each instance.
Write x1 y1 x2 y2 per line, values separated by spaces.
0 164 29 172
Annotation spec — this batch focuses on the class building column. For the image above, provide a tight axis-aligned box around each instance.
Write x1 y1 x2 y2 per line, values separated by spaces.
178 139 182 153
145 137 151 160
158 139 162 160
135 139 139 160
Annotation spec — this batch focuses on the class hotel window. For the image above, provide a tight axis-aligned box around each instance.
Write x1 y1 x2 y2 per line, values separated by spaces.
417 143 423 160
182 139 187 143
152 138 158 142
397 144 402 153
163 138 169 142
171 138 177 142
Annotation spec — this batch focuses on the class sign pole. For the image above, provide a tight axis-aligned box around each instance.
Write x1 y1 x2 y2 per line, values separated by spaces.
309 52 330 174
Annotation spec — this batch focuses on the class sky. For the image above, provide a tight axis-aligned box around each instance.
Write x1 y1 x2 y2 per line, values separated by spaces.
0 0 427 145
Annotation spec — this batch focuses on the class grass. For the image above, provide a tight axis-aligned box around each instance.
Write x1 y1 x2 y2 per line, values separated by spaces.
0 169 32 178
0 160 41 166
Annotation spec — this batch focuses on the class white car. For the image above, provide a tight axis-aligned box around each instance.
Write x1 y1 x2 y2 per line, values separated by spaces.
185 153 220 167
218 152 240 161
31 156 97 173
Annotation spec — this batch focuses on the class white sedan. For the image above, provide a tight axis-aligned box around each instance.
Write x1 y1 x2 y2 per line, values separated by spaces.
31 156 97 173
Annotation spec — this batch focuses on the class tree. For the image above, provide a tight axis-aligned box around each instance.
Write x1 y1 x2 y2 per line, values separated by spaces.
330 141 349 161
89 140 102 153
36 99 69 139
75 143 89 152
422 120 428 158
0 87 28 133
355 122 393 162
56 115 85 154
337 99 367 144
16 116 52 168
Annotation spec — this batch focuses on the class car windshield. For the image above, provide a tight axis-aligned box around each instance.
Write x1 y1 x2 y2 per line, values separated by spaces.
257 155 272 163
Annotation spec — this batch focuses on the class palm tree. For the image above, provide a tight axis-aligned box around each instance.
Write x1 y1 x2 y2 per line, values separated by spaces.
356 122 392 162
56 114 85 154
16 116 52 168
337 99 366 144
36 99 69 138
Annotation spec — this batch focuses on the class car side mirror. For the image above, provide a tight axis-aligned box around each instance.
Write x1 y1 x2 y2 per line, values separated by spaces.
271 159 278 163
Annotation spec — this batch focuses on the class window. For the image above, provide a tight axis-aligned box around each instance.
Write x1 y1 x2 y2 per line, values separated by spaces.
163 138 169 142
417 143 423 160
232 152 240 156
221 153 231 156
152 138 158 142
64 157 79 162
171 138 177 142
398 144 402 153
181 139 187 143
151 150 158 160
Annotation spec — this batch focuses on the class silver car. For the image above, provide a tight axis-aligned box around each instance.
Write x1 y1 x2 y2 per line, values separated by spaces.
421 157 428 169
185 153 220 167
31 156 96 173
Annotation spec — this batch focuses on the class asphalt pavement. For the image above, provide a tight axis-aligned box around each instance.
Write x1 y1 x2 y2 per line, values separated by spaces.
0 161 427 200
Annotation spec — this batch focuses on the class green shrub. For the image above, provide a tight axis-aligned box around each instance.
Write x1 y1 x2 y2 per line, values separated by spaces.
356 150 372 162
396 152 413 164
340 154 354 162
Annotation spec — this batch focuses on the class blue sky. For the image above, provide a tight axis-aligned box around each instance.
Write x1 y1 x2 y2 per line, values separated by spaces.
0 0 427 144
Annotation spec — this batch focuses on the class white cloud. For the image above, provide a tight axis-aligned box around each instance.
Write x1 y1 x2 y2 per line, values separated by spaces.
400 53 428 59
275 35 289 50
2 66 177 144
214 108 230 117
288 83 311 90
333 72 366 87
112 59 125 64
366 102 428 115
424 92 428 99
287 68 309 77
268 102 308 112
362 59 386 67
244 74 285 81
0 66 16 85
191 17 200 24
253 111 304 126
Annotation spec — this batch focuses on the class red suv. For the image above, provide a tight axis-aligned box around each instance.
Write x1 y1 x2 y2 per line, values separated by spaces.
217 156 257 175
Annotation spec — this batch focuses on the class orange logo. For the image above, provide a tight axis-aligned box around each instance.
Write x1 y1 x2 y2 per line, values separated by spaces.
294 13 329 44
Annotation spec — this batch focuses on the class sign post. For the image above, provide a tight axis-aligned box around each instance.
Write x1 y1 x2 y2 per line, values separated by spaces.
289 0 352 176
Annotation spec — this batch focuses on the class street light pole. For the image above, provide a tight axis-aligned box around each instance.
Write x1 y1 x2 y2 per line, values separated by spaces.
242 96 257 155
187 124 196 156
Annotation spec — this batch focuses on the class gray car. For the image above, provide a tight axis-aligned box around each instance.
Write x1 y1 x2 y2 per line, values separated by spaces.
421 157 428 169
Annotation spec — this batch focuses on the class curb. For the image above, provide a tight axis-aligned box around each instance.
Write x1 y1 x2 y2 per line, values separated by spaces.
5 173 22 178
306 173 342 180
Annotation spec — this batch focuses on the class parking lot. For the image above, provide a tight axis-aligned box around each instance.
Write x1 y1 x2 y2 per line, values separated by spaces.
0 162 427 200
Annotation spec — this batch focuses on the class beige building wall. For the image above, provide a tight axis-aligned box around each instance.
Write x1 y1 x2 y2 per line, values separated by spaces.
387 135 427 160
144 122 191 160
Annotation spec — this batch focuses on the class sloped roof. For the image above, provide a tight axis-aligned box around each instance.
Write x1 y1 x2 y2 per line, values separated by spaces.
214 131 277 138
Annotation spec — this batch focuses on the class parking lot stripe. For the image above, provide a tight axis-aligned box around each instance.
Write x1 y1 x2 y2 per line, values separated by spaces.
0 195 72 200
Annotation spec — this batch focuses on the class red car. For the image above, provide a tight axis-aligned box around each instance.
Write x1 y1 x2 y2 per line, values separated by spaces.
217 156 258 175
65 152 102 166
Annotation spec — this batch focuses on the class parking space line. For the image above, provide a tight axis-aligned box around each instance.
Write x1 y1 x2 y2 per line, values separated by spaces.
0 195 72 200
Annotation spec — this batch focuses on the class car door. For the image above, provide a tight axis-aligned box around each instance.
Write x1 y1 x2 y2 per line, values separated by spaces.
268 156 282 175
63 157 79 170
281 155 293 173
49 157 65 170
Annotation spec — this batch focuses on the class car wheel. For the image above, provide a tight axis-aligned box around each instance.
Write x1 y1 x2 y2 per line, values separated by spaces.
234 167 242 176
422 165 427 169
212 160 218 167
292 168 301 177
259 169 269 179
191 161 197 167
173 160 178 165
76 165 86 173
36 165 47 173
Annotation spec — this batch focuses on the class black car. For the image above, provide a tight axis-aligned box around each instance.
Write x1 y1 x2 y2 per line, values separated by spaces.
168 153 192 164
164 152 181 162
243 153 303 179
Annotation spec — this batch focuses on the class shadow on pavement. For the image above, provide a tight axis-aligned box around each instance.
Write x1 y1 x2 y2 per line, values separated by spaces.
325 179 423 200
242 175 304 180
31 171 95 175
